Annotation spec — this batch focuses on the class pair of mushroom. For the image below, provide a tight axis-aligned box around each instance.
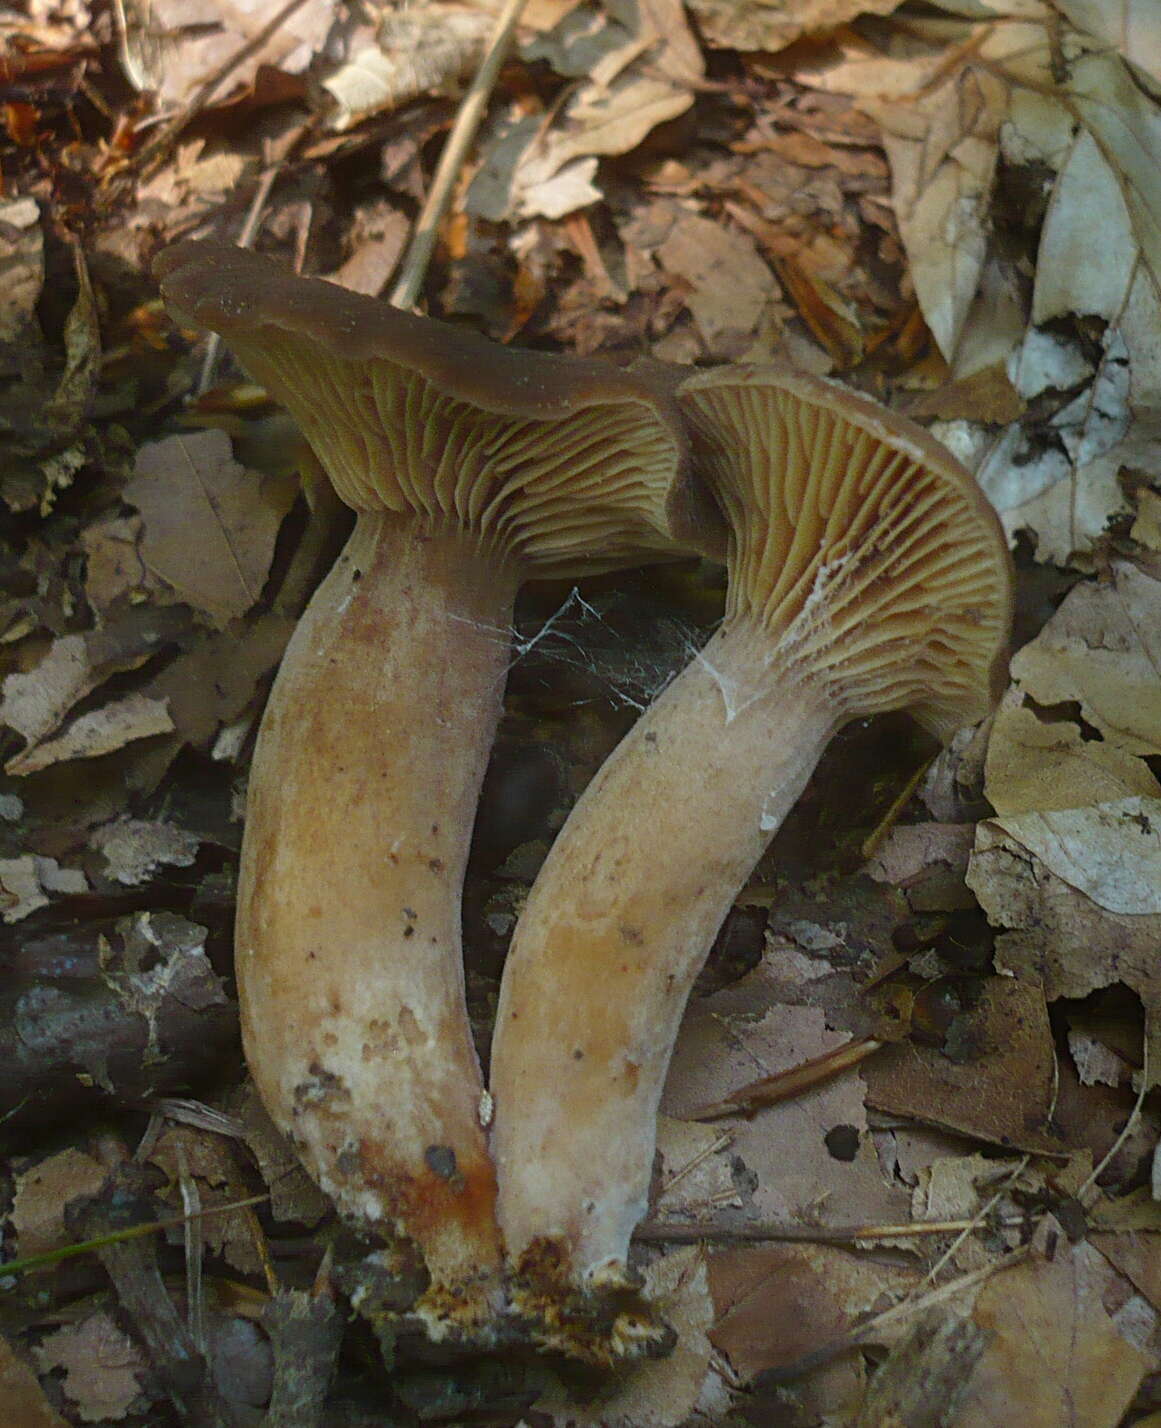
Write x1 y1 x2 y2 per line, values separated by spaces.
156 243 1011 1361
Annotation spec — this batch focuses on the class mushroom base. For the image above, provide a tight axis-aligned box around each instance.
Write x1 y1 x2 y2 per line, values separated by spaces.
509 1238 676 1367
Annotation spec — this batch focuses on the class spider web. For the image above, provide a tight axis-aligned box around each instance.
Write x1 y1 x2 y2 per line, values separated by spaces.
451 587 716 714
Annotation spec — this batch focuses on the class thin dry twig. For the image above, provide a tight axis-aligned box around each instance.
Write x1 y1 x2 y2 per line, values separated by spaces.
686 1035 885 1120
919 1171 1025 1288
137 0 315 172
388 0 528 309
1078 1036 1150 1205
860 755 936 858
197 162 282 394
0 1194 269 1281
757 1248 1029 1385
653 1131 734 1205
635 1214 1016 1247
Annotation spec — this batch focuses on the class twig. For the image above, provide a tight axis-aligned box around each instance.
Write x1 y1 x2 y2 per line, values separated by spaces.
68 1166 237 1427
635 1214 1011 1247
197 162 282 393
756 1248 1029 1385
261 1253 342 1428
685 1035 884 1121
860 754 936 859
388 0 528 309
919 1168 1026 1289
137 0 314 173
0 1193 268 1281
1078 1036 1150 1205
176 1145 208 1357
653 1131 733 1205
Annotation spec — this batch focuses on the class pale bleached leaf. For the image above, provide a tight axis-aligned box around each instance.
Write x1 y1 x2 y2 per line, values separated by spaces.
0 197 43 345
1054 0 1161 86
126 0 334 107
875 67 1008 360
6 693 174 775
994 798 1161 914
684 0 900 53
468 1 700 222
0 856 87 923
1066 49 1161 305
318 8 492 132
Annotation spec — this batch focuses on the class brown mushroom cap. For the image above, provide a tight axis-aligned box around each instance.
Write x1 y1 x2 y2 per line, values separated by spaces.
155 241 722 573
677 365 1012 738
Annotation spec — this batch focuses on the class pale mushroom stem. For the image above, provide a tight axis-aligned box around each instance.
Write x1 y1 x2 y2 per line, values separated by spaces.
238 509 517 1323
490 620 839 1332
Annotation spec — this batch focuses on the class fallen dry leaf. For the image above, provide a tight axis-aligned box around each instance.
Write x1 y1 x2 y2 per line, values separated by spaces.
1069 1029 1133 1088
467 0 700 223
0 197 44 350
656 214 781 359
957 1233 1150 1426
1055 0 1161 84
958 34 1161 563
1032 127 1137 327
709 1242 919 1417
324 202 411 295
230 1082 330 1225
1066 49 1161 305
123 430 296 629
853 1309 986 1428
80 514 156 615
986 562 1161 814
686 0 900 52
993 798 1161 915
148 1122 265 1276
41 242 101 438
968 823 1161 1083
144 612 294 753
1092 1228 1161 1315
865 822 976 910
873 66 1007 363
1132 488 1161 549
90 817 202 886
665 999 908 1229
318 6 492 132
1 617 178 754
0 1335 69 1428
982 556 1161 925
10 1148 107 1258
6 692 174 776
32 1311 146 1423
863 977 1061 1152
0 855 88 922
126 0 333 108
135 140 255 220
984 690 1161 819
654 1116 738 1223
908 1151 1040 1272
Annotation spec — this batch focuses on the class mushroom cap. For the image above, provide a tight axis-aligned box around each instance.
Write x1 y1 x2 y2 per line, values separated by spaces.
155 242 722 575
677 365 1013 740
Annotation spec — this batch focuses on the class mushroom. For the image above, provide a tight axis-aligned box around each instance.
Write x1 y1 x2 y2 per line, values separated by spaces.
488 365 1013 1360
154 241 721 1338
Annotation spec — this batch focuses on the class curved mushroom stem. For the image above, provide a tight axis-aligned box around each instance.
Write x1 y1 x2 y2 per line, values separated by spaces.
489 622 838 1360
237 511 517 1336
